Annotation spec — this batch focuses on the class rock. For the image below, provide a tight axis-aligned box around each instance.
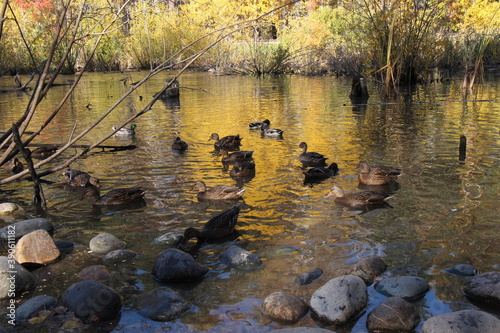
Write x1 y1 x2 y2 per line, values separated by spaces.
366 297 419 331
16 295 57 322
89 233 125 254
152 248 208 282
220 245 262 271
55 240 75 253
374 276 430 300
0 218 54 243
153 232 183 247
102 249 137 264
295 268 323 286
14 230 60 265
0 203 23 215
271 329 335 333
421 309 500 333
0 256 36 299
444 264 477 277
76 265 113 281
60 280 122 323
310 275 367 325
463 271 500 306
350 256 387 283
136 287 191 321
262 292 308 323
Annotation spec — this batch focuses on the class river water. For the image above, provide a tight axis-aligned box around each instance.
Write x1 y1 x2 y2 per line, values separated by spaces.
0 71 499 332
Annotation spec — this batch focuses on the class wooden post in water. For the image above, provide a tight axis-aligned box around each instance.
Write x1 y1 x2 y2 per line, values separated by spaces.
459 135 467 162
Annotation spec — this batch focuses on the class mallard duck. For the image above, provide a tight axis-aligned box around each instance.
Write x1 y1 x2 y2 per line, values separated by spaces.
303 163 339 180
230 161 256 178
358 161 401 185
3 158 24 174
82 186 145 206
63 169 100 188
325 185 392 208
193 180 245 201
219 150 254 164
29 146 58 159
249 119 270 130
172 136 189 151
112 124 136 136
299 142 327 166
209 133 242 150
179 205 241 247
261 122 284 138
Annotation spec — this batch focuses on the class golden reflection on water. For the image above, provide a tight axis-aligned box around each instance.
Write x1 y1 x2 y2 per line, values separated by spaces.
0 72 499 331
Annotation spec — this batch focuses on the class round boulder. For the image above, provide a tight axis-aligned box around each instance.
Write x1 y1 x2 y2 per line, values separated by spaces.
350 256 387 284
136 287 191 321
295 268 323 286
16 295 57 322
102 249 137 264
374 276 429 300
310 275 367 325
463 271 500 306
220 245 262 271
262 292 308 323
366 297 419 331
60 280 122 323
14 229 60 265
89 233 125 254
0 218 54 243
0 256 36 299
421 309 500 333
152 248 208 282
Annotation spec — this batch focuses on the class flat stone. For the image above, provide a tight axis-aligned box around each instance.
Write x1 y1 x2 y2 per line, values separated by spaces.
152 248 208 282
262 292 308 323
463 271 500 306
366 297 419 331
89 233 125 254
0 256 36 299
350 256 387 284
136 287 191 321
102 249 137 264
220 245 262 271
76 265 113 281
16 295 57 322
421 309 500 333
60 280 122 323
374 276 430 300
310 275 367 325
0 218 54 243
14 230 60 265
295 268 323 285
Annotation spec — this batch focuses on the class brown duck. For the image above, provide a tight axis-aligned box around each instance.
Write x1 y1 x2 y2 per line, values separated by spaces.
209 133 242 150
230 161 256 178
325 185 392 208
82 186 146 206
193 180 246 201
3 158 24 174
64 169 100 188
29 146 58 159
172 136 189 151
299 142 327 166
219 150 254 164
358 161 401 185
179 205 241 247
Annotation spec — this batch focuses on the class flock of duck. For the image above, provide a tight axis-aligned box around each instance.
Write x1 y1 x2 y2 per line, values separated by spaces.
56 118 402 249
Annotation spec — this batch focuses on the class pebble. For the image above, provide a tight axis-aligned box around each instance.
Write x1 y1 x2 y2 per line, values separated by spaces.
295 268 323 285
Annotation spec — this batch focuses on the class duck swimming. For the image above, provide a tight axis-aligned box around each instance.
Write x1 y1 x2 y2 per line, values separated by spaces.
29 146 58 159
303 163 339 181
298 142 327 166
63 169 100 188
193 180 246 201
230 161 256 178
3 158 24 174
209 133 242 151
112 124 136 136
172 136 189 151
82 186 145 206
219 150 254 164
261 122 284 138
358 161 401 185
249 119 270 130
325 185 392 209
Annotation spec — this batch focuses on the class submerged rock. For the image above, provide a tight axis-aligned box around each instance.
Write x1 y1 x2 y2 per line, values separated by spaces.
16 295 57 322
136 287 191 321
421 309 500 333
152 248 208 282
295 268 323 286
76 265 113 281
350 255 387 284
374 276 430 300
0 256 36 299
262 291 308 323
463 271 500 306
89 233 125 254
102 249 137 264
444 264 477 277
366 297 419 331
310 275 367 325
153 232 183 247
220 245 262 271
60 280 122 323
14 229 60 265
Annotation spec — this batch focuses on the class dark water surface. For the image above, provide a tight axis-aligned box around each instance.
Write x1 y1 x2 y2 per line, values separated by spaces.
0 71 499 332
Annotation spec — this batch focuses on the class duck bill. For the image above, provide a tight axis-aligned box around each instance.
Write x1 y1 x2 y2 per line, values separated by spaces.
324 191 334 198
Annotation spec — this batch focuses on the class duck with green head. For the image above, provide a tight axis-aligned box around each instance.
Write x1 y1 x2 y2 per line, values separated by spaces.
112 124 137 136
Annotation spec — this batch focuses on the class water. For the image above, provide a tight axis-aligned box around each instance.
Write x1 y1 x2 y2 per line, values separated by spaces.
0 72 499 332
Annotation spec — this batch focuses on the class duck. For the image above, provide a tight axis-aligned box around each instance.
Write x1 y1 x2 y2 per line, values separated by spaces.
3 158 24 174
298 142 327 166
230 161 256 178
179 205 241 247
193 180 246 201
172 136 189 151
325 185 392 208
29 146 58 159
209 133 242 150
249 119 270 130
112 124 136 136
82 186 146 206
261 122 284 138
358 161 401 185
219 150 254 164
63 169 100 188
303 163 339 180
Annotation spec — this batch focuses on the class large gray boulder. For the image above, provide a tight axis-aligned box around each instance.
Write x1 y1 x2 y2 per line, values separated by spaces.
366 297 419 331
152 248 208 282
309 275 367 325
374 276 429 300
0 256 36 299
463 271 500 306
0 218 53 243
421 309 500 333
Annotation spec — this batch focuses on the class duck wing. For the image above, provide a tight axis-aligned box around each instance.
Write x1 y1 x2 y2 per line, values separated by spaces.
202 205 241 238
100 187 145 205
207 186 246 199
